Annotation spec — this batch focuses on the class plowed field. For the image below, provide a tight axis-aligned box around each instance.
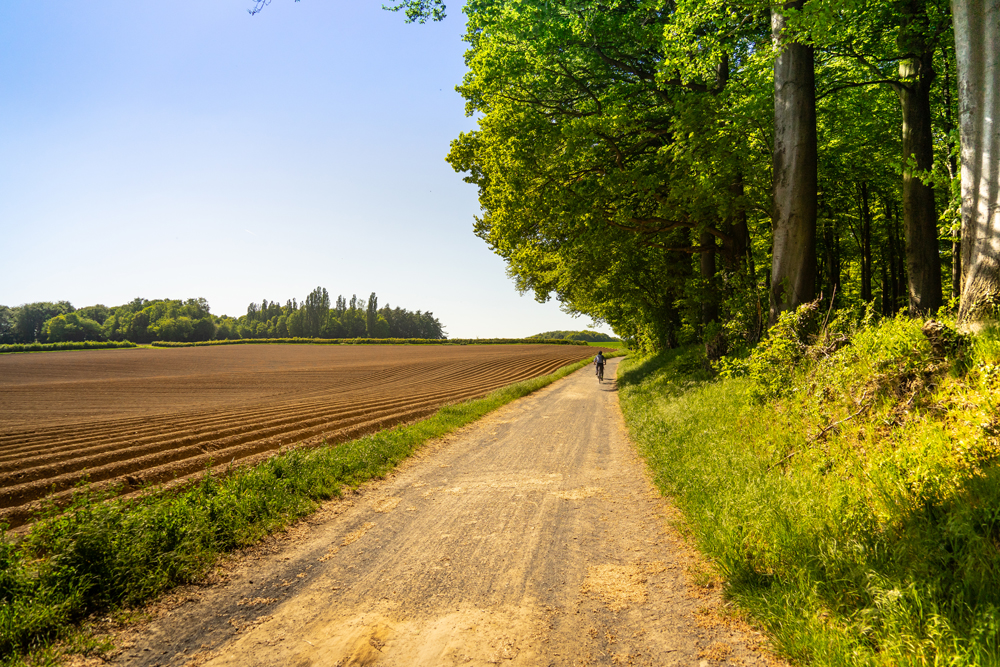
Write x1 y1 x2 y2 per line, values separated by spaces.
0 344 594 527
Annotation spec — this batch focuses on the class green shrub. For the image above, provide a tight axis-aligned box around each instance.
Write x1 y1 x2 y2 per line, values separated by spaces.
716 299 824 401
0 341 136 354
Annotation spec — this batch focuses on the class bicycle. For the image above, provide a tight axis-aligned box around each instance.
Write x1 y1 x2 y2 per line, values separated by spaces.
596 363 604 383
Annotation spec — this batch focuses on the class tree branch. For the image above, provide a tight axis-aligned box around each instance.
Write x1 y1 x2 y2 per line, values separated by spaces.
817 78 904 101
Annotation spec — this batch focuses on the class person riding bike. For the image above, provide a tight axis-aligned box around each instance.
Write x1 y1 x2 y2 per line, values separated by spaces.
594 350 606 382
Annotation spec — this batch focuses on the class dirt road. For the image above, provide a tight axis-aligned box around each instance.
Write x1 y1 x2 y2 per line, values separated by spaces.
107 359 775 667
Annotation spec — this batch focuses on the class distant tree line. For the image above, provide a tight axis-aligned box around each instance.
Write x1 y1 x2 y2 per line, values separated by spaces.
529 330 619 343
0 288 445 344
235 288 445 340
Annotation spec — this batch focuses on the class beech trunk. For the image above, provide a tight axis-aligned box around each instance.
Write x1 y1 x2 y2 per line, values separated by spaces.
769 1 818 323
700 230 719 325
953 0 1000 321
721 173 753 275
898 71 943 313
859 182 874 302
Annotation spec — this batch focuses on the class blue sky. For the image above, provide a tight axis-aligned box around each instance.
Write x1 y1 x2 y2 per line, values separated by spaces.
0 1 610 338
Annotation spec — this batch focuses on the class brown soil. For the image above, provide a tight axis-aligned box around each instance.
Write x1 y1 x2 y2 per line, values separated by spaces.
0 344 593 527
83 359 783 667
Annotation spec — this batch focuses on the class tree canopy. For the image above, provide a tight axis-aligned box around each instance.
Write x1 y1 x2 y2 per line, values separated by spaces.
430 0 966 351
1 290 446 344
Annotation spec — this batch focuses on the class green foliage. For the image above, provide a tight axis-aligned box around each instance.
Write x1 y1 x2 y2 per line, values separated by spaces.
433 0 962 350
0 307 17 345
240 291 445 341
12 302 74 343
1 291 446 348
383 0 446 23
72 305 111 325
619 315 1000 665
39 313 105 343
718 299 825 401
529 330 619 343
0 357 592 663
302 287 330 338
102 298 214 344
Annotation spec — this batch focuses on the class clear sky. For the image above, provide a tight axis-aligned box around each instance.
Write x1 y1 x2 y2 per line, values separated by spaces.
0 1 611 338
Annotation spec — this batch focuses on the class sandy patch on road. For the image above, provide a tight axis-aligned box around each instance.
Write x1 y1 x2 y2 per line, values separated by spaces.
581 562 668 611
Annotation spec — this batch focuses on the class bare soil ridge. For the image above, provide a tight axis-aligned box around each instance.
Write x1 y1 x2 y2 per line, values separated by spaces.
99 359 778 667
0 345 593 527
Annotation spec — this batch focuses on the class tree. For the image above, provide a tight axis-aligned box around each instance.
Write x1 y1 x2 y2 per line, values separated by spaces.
365 292 379 338
303 286 330 337
799 0 951 314
41 312 105 342
445 0 775 350
370 315 391 339
75 304 111 324
770 0 819 321
952 0 1000 321
896 0 946 314
14 301 74 343
151 317 196 343
0 306 16 344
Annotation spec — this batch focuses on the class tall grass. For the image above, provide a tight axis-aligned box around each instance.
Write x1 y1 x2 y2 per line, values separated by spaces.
618 317 1000 665
0 356 595 664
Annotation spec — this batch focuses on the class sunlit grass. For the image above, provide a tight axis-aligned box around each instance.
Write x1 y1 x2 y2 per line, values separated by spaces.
618 319 1000 666
587 340 626 349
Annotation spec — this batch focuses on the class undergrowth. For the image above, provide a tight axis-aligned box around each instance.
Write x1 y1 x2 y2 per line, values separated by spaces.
0 355 597 665
618 309 1000 665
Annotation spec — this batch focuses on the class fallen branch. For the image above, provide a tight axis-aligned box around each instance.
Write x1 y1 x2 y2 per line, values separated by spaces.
767 397 870 471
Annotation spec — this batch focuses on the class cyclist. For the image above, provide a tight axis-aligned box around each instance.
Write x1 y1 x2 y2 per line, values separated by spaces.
594 350 606 382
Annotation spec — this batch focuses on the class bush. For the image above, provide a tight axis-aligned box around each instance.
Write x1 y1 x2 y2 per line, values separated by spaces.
0 341 136 354
40 313 105 343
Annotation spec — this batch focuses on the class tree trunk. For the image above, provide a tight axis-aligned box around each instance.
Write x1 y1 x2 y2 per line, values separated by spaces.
952 226 963 300
769 1 818 323
895 202 908 310
953 0 1000 321
942 44 963 301
700 230 719 325
823 219 841 302
721 173 752 275
860 181 874 302
898 0 943 314
881 262 891 315
885 200 899 312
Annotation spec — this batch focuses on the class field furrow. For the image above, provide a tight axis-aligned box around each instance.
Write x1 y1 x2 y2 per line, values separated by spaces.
0 344 595 527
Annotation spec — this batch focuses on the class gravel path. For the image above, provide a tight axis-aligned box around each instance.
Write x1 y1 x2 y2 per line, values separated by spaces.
102 358 779 667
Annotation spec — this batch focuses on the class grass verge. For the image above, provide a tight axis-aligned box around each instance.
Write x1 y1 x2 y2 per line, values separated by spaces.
0 355 596 665
587 340 626 349
617 317 1000 666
